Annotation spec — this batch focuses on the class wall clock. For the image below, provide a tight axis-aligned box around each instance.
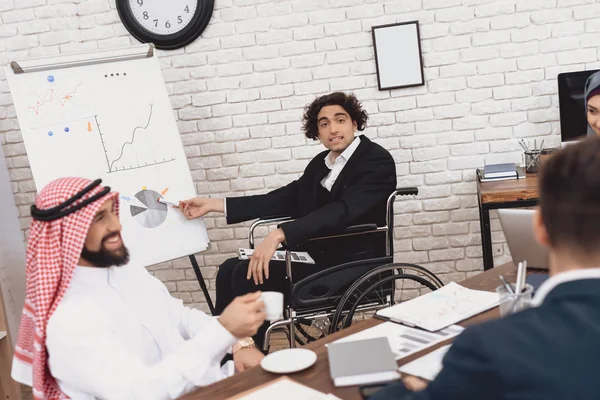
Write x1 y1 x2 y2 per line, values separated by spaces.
116 0 214 50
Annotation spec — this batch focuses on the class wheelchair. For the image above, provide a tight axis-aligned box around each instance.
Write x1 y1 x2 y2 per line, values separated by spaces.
329 262 444 333
243 187 444 351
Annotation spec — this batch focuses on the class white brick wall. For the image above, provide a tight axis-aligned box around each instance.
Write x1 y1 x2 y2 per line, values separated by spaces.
2 0 600 312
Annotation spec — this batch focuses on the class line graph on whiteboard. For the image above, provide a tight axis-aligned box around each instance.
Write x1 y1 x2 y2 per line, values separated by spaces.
26 75 95 125
97 102 176 173
28 82 83 115
21 74 176 174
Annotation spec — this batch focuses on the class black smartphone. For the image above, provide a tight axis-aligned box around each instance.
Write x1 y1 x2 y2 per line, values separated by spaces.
359 383 388 399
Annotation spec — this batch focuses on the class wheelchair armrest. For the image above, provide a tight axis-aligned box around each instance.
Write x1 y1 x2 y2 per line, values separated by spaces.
340 223 379 234
306 224 379 242
248 216 294 249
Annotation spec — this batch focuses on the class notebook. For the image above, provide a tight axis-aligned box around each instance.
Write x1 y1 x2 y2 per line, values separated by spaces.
477 166 524 182
238 248 315 264
327 337 400 387
376 282 500 332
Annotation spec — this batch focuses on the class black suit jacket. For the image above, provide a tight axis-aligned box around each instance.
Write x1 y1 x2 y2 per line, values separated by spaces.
371 278 600 400
226 136 397 249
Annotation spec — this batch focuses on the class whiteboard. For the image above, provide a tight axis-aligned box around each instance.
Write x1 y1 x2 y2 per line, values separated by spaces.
5 44 209 267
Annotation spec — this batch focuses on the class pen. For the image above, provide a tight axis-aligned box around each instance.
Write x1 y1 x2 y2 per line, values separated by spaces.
518 141 528 152
499 275 514 295
520 260 528 293
157 197 177 207
515 261 524 294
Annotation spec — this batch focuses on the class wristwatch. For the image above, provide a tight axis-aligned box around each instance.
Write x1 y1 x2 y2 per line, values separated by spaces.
232 337 255 355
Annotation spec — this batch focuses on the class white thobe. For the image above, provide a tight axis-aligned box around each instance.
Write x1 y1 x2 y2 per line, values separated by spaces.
45 263 236 400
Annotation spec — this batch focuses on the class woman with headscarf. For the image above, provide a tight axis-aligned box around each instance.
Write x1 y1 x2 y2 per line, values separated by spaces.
584 70 600 136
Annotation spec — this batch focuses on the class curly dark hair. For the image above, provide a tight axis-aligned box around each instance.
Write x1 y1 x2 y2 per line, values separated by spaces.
301 92 368 140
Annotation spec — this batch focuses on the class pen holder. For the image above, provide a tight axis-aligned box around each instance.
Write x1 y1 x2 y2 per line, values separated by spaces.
496 284 534 317
540 147 558 168
524 150 541 174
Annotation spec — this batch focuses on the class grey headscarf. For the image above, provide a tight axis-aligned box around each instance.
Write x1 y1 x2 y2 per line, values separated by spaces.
584 71 600 136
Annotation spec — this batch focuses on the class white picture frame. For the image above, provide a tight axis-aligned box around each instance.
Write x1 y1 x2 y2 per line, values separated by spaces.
372 21 425 91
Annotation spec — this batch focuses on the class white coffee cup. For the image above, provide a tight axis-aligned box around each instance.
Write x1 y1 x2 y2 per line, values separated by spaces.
261 291 284 321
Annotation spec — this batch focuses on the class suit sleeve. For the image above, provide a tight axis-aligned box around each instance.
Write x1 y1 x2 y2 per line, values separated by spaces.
369 326 499 400
225 154 325 224
279 150 396 248
225 179 301 224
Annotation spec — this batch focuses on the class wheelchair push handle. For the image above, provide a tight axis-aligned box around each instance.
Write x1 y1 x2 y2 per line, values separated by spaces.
395 187 418 197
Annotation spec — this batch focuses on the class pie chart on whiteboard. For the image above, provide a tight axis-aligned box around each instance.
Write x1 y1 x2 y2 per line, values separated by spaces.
129 189 168 228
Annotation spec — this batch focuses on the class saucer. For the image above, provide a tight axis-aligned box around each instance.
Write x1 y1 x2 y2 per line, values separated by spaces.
260 348 317 374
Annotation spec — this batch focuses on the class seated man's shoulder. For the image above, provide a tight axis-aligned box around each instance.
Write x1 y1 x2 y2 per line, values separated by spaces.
458 306 560 359
362 138 395 162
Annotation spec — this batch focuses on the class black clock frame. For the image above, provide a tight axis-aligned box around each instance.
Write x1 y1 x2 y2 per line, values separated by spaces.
116 0 215 50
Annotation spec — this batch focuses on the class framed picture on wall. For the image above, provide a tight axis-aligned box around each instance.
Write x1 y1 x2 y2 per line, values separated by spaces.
371 21 425 91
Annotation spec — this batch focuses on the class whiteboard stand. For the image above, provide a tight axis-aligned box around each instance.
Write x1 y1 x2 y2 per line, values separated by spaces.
189 255 215 315
0 281 21 399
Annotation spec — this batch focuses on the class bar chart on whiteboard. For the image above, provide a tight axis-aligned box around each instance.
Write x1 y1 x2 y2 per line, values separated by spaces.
5 47 209 267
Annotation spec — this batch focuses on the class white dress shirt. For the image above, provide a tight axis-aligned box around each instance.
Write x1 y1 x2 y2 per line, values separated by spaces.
531 267 600 306
46 263 236 400
320 135 361 191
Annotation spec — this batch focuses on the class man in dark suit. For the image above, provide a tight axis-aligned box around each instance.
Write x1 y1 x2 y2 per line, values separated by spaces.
180 92 396 347
371 137 600 400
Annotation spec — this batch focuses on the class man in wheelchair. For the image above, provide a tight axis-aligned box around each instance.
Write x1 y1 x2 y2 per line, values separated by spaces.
179 92 397 348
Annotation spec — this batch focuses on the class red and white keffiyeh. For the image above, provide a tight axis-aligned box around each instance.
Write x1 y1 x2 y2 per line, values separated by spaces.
12 177 119 400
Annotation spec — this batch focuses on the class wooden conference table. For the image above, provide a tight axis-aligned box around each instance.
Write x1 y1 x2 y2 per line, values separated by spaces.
181 262 526 400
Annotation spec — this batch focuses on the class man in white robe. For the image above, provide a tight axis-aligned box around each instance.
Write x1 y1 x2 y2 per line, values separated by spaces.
12 177 266 399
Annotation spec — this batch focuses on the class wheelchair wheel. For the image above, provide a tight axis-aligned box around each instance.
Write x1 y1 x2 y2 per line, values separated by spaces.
330 263 443 333
294 318 323 345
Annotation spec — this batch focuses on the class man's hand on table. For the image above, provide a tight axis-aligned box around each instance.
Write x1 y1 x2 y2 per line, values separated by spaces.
233 347 265 372
403 375 428 392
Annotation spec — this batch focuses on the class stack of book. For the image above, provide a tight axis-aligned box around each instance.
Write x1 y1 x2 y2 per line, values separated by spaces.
477 163 522 182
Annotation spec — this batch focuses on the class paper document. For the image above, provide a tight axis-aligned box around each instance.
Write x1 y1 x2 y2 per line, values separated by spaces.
230 377 340 400
398 345 451 381
376 282 500 332
333 322 463 361
238 248 315 264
